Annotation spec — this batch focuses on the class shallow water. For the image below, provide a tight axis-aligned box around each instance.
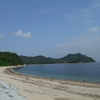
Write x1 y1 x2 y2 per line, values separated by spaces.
13 63 100 83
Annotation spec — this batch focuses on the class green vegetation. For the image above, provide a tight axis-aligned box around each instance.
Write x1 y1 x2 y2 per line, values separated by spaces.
20 53 95 64
20 55 56 64
0 52 95 66
56 53 95 63
0 52 23 66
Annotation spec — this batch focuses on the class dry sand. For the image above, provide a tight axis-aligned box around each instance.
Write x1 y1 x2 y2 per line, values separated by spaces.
0 66 100 100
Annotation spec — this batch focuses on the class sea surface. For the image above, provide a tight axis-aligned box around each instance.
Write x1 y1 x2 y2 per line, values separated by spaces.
12 63 100 83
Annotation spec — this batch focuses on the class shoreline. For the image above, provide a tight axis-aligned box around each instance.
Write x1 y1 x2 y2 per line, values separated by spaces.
0 66 100 100
24 62 96 66
6 66 100 85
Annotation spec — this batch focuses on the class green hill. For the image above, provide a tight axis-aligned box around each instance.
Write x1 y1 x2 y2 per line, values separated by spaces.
0 52 23 66
20 53 95 64
56 53 95 63
20 55 56 64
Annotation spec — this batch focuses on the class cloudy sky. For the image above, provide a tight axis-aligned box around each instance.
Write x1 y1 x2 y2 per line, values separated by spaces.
0 0 100 62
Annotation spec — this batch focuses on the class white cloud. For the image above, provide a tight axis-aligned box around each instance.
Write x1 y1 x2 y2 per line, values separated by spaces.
56 26 100 62
80 8 94 23
0 34 3 38
92 0 100 8
80 0 100 23
13 29 32 39
64 0 99 24
87 26 100 32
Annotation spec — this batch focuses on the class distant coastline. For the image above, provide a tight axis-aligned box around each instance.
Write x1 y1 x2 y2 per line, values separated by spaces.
0 52 95 66
25 62 96 66
20 53 95 64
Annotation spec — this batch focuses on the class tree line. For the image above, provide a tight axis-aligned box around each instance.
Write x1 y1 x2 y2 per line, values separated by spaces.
0 52 23 66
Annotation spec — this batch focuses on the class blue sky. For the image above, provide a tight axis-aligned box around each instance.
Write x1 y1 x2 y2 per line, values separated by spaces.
0 0 100 62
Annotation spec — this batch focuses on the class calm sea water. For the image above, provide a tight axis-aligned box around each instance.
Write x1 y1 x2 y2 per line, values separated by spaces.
12 63 100 83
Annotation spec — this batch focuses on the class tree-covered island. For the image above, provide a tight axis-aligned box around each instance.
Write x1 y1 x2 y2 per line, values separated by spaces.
20 53 95 64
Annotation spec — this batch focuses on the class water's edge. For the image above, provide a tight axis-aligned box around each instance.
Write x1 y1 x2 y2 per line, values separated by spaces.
5 65 100 84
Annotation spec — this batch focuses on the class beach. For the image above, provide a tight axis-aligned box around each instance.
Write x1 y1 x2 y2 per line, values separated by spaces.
0 66 100 100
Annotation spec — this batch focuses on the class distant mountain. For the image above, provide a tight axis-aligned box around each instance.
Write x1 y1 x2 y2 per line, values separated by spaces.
20 53 95 64
0 52 23 66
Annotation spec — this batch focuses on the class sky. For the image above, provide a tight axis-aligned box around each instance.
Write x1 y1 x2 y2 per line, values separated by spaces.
0 0 100 62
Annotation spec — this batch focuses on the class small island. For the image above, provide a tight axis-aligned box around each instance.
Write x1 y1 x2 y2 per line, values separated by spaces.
20 53 95 64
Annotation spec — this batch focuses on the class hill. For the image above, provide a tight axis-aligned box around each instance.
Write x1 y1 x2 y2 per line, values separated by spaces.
20 55 56 64
56 53 95 63
0 52 23 66
20 53 95 64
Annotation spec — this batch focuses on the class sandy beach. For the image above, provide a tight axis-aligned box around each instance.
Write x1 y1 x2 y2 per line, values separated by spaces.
0 66 100 100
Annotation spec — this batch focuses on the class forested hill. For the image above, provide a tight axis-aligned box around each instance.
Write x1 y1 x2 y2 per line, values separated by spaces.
20 53 95 64
56 53 95 63
0 52 23 66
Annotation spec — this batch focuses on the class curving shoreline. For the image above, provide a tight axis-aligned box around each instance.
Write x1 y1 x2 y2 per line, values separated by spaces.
5 65 100 85
8 64 100 84
0 66 100 100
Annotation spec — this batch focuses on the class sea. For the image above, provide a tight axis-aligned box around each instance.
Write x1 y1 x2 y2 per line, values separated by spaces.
12 63 100 83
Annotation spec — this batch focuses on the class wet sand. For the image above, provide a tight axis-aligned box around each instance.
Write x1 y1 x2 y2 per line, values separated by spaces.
0 66 100 100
